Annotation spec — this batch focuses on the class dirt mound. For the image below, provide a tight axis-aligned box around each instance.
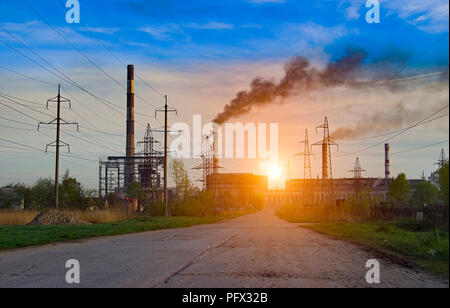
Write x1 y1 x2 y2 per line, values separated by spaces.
28 211 91 226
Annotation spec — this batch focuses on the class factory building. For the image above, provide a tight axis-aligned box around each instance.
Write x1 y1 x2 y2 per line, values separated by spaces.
208 173 268 209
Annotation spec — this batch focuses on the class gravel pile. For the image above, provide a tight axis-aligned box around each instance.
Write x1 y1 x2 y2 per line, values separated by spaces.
28 211 91 226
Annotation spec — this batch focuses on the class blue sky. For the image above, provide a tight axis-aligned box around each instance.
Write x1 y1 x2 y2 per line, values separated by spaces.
1 0 448 63
0 0 449 188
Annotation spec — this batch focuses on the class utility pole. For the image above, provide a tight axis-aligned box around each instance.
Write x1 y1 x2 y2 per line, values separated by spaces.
296 129 313 205
156 95 176 217
38 85 78 210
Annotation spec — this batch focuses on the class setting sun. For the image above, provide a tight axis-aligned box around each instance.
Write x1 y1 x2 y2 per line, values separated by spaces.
268 164 282 180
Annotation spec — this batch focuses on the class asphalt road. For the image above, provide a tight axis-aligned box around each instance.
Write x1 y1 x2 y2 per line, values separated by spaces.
0 210 447 288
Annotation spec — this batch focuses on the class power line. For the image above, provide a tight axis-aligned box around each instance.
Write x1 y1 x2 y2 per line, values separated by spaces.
54 0 165 99
22 0 125 91
0 97 124 153
337 104 449 157
391 140 449 156
341 113 449 141
23 0 161 114
346 33 449 110
0 94 53 118
0 26 131 119
0 64 57 86
0 92 46 108
0 100 41 122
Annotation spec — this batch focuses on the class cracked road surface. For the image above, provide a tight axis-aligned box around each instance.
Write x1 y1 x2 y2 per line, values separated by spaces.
0 210 447 288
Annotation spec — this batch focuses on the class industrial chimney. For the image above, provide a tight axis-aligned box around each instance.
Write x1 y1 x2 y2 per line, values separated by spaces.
385 143 391 180
125 65 135 189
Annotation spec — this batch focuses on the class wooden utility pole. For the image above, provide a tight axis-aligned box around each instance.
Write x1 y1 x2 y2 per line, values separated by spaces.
39 85 78 210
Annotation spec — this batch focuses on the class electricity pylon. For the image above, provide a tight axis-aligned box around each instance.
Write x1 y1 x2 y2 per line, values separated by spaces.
38 85 79 210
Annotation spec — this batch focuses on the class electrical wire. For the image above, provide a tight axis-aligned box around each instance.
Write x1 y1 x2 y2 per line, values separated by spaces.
337 104 449 157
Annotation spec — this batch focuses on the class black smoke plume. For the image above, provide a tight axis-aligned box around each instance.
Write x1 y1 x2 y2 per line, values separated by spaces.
213 51 367 124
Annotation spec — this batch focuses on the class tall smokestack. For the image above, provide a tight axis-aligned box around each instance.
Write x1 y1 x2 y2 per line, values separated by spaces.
385 143 390 180
125 65 135 189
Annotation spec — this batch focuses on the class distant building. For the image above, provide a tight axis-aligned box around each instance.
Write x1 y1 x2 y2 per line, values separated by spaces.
208 173 268 209
264 178 423 206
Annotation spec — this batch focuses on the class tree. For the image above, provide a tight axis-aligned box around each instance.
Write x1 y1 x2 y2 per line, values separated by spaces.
388 173 411 207
127 181 146 202
413 180 440 206
31 178 54 208
439 162 449 206
170 159 192 201
61 170 84 208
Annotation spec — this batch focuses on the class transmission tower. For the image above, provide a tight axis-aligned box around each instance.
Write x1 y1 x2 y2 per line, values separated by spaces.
193 135 214 190
312 117 339 206
38 85 79 210
137 124 162 202
348 157 366 200
436 149 447 169
295 129 313 205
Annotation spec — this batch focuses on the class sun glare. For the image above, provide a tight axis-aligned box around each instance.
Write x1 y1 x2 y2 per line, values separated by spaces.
268 164 282 180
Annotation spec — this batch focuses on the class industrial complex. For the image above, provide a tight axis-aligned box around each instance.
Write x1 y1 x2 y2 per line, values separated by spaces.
96 65 440 211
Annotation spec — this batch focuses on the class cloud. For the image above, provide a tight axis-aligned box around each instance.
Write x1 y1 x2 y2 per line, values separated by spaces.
78 27 119 35
184 22 234 30
294 22 350 45
341 0 449 33
139 25 190 41
345 6 361 20
0 21 99 46
385 0 449 33
247 0 286 3
139 21 234 42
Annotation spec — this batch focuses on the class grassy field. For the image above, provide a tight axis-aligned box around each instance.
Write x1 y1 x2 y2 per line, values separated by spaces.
0 209 139 226
0 215 241 251
298 221 449 277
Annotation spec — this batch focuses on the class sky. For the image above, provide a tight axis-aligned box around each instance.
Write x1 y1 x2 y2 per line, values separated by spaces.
0 0 449 189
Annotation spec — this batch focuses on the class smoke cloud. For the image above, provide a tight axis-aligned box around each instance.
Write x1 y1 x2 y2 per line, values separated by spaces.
331 99 449 140
213 51 367 124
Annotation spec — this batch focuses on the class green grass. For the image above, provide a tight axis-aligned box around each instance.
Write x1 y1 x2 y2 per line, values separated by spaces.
0 215 237 251
299 220 449 277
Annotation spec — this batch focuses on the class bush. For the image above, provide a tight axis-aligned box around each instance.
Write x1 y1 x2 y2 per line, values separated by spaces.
396 219 435 232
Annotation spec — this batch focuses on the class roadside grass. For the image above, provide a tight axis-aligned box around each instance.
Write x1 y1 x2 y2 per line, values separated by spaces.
299 221 449 277
0 209 137 226
0 211 40 226
0 215 242 251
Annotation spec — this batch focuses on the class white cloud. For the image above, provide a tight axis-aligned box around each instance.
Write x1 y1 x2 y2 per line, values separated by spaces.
384 0 449 33
184 22 234 30
139 25 190 41
78 27 119 35
247 0 285 4
0 21 100 46
341 0 449 33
